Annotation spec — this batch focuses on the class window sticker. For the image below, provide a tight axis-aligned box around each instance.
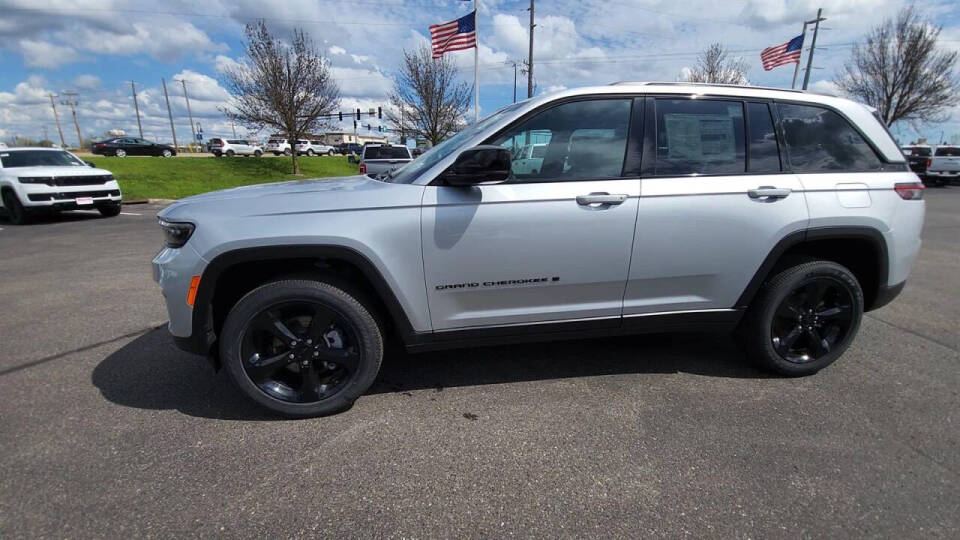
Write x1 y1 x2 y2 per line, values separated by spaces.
664 114 735 161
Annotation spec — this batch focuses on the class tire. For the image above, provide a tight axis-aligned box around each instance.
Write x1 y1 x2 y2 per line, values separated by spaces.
115 149 127 157
226 150 235 157
272 152 280 156
2 190 30 225
307 149 315 157
328 150 335 156
213 152 222 158
220 279 384 418
738 260 863 376
283 148 292 156
254 150 262 157
98 203 121 217
162 149 173 157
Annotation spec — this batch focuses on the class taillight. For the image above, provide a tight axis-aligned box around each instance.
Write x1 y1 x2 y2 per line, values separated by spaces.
894 182 924 200
359 163 366 174
926 158 932 168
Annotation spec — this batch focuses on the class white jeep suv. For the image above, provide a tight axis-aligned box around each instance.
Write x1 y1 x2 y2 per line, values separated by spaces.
209 138 262 158
1 147 122 224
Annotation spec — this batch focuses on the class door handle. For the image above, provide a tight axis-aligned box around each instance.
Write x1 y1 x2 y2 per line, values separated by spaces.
747 186 792 200
576 193 628 206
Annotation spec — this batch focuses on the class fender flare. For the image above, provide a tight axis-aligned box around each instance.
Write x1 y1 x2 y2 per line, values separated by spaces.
182 245 416 356
734 226 889 310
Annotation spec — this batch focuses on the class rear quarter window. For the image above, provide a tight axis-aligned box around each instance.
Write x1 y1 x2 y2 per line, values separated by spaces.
935 147 960 157
777 103 884 173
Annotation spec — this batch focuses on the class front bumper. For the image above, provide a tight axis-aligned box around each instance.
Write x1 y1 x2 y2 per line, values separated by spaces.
152 242 208 347
867 281 906 312
925 171 959 178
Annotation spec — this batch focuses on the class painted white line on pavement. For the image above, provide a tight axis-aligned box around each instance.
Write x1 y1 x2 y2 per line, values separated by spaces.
120 212 142 216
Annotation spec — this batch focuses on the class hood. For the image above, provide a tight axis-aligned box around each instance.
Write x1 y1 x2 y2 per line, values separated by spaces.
1 165 113 177
158 174 423 220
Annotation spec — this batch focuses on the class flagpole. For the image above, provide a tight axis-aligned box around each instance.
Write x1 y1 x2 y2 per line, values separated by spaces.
474 0 479 123
791 21 808 89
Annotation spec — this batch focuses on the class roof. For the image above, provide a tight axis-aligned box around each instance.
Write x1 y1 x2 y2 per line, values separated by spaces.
0 146 65 151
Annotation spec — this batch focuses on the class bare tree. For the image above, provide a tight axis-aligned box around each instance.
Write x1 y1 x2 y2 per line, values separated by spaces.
684 43 749 85
835 7 958 127
220 21 341 174
385 45 472 146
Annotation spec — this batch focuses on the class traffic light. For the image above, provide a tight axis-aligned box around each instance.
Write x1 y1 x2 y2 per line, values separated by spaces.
378 125 382 132
377 107 382 119
338 112 343 122
355 108 360 120
353 120 357 130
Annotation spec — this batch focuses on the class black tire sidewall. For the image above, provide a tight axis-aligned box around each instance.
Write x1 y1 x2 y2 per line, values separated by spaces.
745 261 864 376
220 279 383 417
98 203 122 217
3 191 28 224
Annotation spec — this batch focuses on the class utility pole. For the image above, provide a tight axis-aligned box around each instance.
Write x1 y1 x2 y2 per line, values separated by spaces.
42 125 48 142
791 21 809 89
231 121 237 138
509 61 518 103
801 8 826 91
176 79 197 151
47 93 66 148
161 78 178 150
527 0 535 98
60 92 83 149
129 81 144 138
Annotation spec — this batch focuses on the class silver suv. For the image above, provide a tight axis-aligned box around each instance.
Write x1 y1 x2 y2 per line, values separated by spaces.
153 83 925 417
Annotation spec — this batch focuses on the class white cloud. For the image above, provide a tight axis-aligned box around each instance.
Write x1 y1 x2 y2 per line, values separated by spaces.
329 45 346 55
214 54 243 75
72 74 101 90
18 39 77 69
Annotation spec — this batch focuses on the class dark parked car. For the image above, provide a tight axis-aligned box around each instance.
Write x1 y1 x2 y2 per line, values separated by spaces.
337 143 363 156
901 145 932 178
91 137 177 157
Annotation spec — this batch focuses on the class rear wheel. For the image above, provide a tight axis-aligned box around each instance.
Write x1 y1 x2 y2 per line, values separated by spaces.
307 149 315 157
115 149 127 157
283 148 292 156
161 149 173 157
739 261 863 376
254 150 263 157
226 149 235 157
220 279 384 417
2 190 30 225
328 150 335 156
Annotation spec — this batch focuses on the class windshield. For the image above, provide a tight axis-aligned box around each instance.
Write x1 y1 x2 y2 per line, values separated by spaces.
0 150 86 168
386 102 526 184
935 146 960 157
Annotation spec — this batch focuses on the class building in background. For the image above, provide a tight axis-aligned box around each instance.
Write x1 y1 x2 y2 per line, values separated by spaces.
319 131 388 145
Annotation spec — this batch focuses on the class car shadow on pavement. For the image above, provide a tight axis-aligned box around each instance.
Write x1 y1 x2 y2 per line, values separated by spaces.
0 210 106 225
92 327 768 421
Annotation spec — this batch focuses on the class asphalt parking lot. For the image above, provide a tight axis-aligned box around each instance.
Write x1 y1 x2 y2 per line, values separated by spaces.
1 190 958 537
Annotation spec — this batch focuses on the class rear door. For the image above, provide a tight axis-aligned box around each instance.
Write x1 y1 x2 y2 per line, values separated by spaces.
421 97 642 330
625 97 808 316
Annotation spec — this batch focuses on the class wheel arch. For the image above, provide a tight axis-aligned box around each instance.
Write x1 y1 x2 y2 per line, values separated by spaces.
736 226 890 312
187 245 416 360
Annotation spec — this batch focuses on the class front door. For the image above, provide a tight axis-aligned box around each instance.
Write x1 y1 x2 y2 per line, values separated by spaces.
421 98 642 330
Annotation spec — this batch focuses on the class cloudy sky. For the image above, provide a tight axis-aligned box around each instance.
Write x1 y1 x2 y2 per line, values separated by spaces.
1 0 958 146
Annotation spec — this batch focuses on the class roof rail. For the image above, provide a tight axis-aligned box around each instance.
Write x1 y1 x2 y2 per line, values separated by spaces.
609 81 806 93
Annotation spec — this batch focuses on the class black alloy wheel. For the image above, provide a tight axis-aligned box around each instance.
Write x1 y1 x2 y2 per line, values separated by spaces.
770 277 855 364
240 301 361 404
738 260 863 376
220 279 383 417
2 190 29 225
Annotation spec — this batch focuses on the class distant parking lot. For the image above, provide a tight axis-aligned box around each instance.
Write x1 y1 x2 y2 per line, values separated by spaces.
0 190 958 536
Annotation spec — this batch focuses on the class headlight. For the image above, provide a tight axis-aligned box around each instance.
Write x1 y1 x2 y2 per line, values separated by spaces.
18 176 55 185
158 219 195 248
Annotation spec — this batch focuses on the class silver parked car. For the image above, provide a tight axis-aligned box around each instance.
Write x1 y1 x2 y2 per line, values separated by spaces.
153 82 925 417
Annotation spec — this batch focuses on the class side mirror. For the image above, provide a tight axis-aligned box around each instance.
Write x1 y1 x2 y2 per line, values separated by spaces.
85 161 96 168
444 145 511 186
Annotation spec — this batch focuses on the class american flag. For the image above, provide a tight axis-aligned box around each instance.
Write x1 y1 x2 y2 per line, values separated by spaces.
761 34 804 71
430 11 476 59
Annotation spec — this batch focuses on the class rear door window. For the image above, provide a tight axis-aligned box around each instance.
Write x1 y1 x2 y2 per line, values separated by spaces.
935 147 960 156
776 103 884 172
654 99 745 175
746 102 781 173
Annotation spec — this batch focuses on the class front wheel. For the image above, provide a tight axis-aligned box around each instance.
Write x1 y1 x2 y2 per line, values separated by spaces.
306 149 315 157
254 150 262 157
226 150 235 157
115 149 127 157
161 149 173 157
98 203 121 217
738 261 863 376
283 149 291 156
2 190 30 225
220 279 384 418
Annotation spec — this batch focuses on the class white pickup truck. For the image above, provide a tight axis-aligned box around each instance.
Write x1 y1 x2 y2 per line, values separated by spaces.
925 146 960 187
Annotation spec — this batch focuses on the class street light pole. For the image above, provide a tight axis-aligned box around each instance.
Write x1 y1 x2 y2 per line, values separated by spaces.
130 81 144 138
527 0 535 98
176 79 197 151
161 78 178 150
47 93 66 148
